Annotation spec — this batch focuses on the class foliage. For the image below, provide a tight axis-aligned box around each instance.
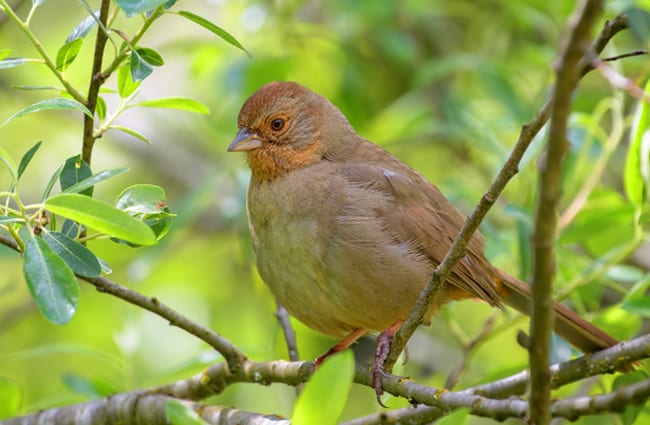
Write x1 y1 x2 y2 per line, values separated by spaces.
0 0 649 424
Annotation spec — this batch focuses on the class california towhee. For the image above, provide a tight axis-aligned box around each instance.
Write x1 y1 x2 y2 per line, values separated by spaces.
228 81 620 401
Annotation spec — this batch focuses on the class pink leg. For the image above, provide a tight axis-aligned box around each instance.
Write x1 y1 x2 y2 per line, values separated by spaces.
315 328 367 367
372 321 403 407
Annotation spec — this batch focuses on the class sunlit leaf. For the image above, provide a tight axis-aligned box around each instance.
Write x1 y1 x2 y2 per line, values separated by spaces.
56 39 83 71
165 400 207 425
66 10 100 42
23 236 79 325
177 11 251 57
45 194 157 246
117 65 140 98
0 49 10 61
1 98 93 127
96 96 106 120
43 232 101 277
13 141 42 188
60 155 93 196
136 97 209 114
109 125 151 144
115 0 167 17
292 350 354 425
62 167 129 195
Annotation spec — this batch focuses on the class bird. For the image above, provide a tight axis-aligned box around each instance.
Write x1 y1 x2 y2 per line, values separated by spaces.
227 81 621 403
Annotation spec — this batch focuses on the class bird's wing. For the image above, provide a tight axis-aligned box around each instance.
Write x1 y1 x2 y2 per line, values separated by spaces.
339 140 502 307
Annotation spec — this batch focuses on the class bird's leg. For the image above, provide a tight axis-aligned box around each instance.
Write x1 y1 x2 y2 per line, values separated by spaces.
372 321 403 407
314 327 366 367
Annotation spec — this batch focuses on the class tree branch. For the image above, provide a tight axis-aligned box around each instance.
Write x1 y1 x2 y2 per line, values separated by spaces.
384 11 629 373
530 2 603 423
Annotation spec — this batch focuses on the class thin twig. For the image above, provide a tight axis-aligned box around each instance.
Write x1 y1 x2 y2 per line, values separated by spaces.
275 302 303 395
81 0 111 165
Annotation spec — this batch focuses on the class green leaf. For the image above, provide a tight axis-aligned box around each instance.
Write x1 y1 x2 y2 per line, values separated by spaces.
0 145 18 183
62 167 129 195
130 49 154 82
626 7 650 43
625 274 650 301
61 373 119 398
292 350 354 425
625 78 650 207
60 155 93 196
12 85 61 91
165 400 207 425
66 10 100 42
117 65 141 98
45 194 157 246
146 213 173 240
43 231 101 277
0 378 21 419
135 47 164 66
1 98 93 127
96 96 107 120
622 298 650 318
42 164 63 201
56 39 83 71
17 141 42 180
115 0 167 17
0 49 10 61
0 216 22 224
0 58 29 69
178 11 251 57
108 125 151 144
136 97 209 114
116 184 167 214
23 236 79 325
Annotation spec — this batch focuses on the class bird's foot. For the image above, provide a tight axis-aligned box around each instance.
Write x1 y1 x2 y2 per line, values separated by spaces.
314 327 366 368
372 321 403 407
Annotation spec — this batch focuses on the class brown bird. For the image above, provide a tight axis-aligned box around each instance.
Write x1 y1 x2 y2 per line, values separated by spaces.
228 81 620 401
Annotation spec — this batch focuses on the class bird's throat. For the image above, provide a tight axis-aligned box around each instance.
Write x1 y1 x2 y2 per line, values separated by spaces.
246 142 321 182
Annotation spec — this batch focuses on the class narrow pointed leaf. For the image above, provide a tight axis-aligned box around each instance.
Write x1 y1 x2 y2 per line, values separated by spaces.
0 58 29 69
625 79 650 207
62 167 129 194
42 164 63 201
136 97 209 114
109 125 151 144
0 49 11 61
0 145 18 183
23 236 79 325
56 39 83 71
1 98 93 127
17 141 42 180
66 10 100 42
45 194 157 246
43 231 101 277
292 350 354 425
178 11 250 57
96 96 107 120
13 85 61 91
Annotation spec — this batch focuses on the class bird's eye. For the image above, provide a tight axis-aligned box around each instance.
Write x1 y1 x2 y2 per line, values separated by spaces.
270 118 285 131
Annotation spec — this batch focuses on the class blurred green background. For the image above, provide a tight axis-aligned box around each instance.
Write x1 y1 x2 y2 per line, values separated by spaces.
1 0 649 423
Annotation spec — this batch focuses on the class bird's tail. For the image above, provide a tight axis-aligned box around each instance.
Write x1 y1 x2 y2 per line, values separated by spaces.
494 268 619 353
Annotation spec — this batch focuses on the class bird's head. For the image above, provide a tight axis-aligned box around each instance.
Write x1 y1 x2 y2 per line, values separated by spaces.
228 81 356 181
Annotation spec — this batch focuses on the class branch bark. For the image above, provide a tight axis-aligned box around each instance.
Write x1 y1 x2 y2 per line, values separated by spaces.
530 2 603 423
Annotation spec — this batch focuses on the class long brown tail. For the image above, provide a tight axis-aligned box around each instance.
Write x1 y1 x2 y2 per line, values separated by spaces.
494 268 619 353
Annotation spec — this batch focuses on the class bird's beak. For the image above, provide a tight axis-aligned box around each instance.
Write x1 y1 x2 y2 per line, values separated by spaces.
227 127 263 152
